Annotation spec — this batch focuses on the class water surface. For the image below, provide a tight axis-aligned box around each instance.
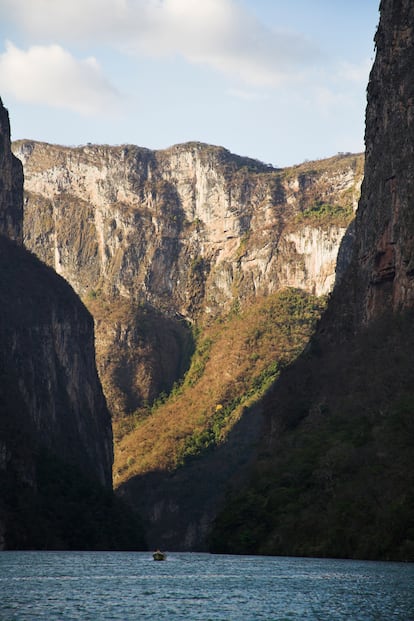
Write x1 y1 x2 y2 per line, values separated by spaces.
0 551 413 620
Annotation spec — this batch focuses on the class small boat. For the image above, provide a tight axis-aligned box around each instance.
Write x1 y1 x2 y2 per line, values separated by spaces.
153 550 167 561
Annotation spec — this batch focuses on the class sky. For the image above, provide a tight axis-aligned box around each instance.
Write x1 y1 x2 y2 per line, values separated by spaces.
0 0 379 167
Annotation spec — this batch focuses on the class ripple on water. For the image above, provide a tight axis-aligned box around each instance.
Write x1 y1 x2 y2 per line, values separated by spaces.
0 552 413 621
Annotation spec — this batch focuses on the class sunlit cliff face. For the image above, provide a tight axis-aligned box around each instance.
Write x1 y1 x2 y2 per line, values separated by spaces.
12 139 363 421
14 140 363 320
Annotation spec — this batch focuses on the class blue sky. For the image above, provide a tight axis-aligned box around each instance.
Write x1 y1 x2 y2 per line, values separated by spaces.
0 0 379 167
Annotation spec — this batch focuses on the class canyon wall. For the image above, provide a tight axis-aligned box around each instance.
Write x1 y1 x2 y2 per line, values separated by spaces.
13 141 363 418
15 142 362 313
338 0 414 325
0 99 117 549
210 0 414 561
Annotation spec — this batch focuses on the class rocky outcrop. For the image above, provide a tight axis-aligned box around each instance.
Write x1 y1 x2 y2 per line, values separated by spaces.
13 141 363 417
0 98 118 549
86 297 193 419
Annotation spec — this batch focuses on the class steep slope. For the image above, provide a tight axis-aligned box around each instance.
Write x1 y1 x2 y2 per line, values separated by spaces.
13 140 363 423
0 99 144 550
12 141 364 549
116 289 325 549
210 0 414 562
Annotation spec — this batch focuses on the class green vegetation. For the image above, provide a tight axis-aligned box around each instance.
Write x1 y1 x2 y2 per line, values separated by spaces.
279 153 364 229
296 201 354 226
176 362 280 465
87 288 101 300
235 232 251 260
284 152 364 179
183 335 214 387
208 311 414 562
114 288 325 483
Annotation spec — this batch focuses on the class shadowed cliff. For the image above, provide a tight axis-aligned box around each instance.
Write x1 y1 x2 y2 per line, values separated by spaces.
210 0 414 562
0 98 145 550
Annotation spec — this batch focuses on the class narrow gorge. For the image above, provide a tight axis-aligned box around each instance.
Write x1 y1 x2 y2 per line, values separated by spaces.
13 138 363 549
2 0 412 562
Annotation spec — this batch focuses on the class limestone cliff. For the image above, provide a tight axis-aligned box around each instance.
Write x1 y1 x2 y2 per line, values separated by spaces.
0 99 120 549
14 142 362 311
210 0 414 562
13 140 363 418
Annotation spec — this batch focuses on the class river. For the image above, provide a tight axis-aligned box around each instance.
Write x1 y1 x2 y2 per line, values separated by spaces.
0 551 413 620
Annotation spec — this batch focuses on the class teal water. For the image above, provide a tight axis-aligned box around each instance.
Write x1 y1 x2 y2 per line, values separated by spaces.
0 552 413 620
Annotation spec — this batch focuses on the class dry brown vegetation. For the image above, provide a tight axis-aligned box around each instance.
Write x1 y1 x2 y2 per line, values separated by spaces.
113 288 325 486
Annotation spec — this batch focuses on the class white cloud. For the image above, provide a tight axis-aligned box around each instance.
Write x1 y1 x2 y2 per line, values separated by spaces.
132 0 303 86
0 41 122 115
2 0 321 87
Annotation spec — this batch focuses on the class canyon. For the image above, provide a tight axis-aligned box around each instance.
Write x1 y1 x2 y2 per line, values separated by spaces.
3 0 412 560
12 139 364 549
13 140 362 418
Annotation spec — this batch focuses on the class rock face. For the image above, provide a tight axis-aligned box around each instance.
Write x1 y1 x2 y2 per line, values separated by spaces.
15 142 362 311
209 0 414 562
0 102 23 242
338 0 414 326
0 99 114 549
0 236 113 483
13 140 363 417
